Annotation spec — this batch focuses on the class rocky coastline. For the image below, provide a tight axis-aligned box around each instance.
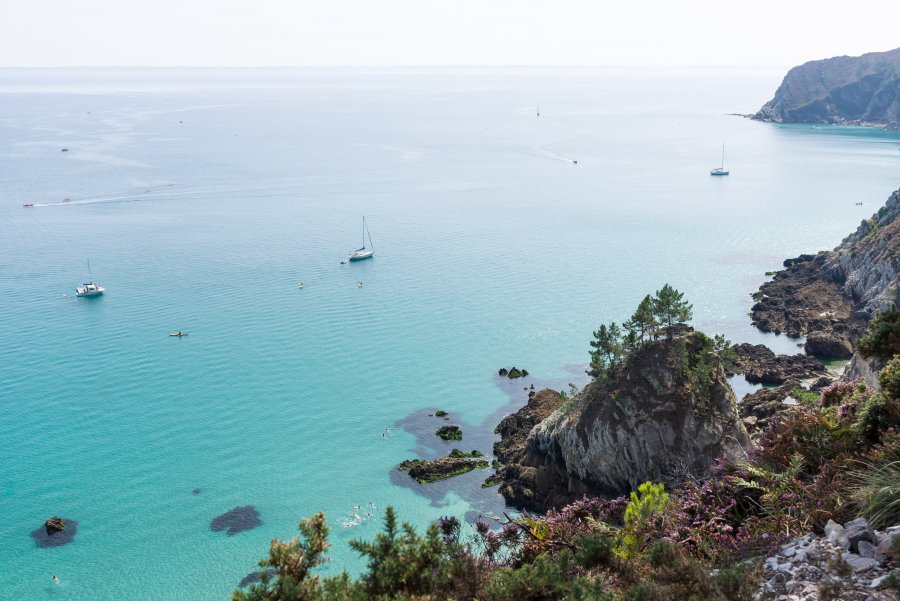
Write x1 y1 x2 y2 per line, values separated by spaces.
753 46 900 129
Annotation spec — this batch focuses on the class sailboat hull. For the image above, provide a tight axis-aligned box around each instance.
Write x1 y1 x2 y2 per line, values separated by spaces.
348 251 374 261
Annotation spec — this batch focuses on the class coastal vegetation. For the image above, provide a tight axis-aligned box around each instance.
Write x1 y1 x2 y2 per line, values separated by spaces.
588 284 692 378
858 307 900 358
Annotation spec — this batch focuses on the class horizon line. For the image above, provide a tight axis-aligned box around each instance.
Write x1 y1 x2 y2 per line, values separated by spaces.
0 63 791 70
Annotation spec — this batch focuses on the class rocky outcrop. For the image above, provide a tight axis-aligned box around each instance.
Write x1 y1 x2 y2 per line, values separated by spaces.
31 518 78 548
753 47 900 128
843 353 890 391
739 381 803 435
44 516 65 535
493 389 564 465
497 332 750 510
752 188 900 360
399 450 489 484
758 519 899 600
731 343 828 384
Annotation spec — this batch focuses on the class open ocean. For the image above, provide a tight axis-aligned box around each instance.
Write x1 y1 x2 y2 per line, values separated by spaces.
1 67 899 600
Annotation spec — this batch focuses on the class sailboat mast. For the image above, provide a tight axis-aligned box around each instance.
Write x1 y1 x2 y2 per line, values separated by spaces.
721 144 725 169
362 216 366 249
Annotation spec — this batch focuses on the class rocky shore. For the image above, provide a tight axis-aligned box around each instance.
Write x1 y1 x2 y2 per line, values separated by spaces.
730 343 828 384
751 189 900 364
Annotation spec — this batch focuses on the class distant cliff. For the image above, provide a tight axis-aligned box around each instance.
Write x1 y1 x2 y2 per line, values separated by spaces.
754 47 900 128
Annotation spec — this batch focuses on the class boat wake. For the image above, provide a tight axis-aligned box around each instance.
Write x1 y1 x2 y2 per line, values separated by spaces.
527 144 577 164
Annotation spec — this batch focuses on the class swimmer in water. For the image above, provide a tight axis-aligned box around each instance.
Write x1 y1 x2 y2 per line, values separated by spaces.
52 575 60 585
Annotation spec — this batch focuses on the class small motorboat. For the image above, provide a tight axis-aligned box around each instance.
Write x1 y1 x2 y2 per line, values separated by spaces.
357 281 364 288
61 148 68 152
169 332 189 337
298 282 304 289
23 203 34 208
340 259 348 265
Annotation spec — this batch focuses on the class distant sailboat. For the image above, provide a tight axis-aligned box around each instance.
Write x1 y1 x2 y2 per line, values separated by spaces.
710 144 729 176
536 105 540 117
75 260 105 297
348 217 374 262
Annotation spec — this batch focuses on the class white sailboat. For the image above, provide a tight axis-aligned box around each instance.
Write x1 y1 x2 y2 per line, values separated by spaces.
710 143 730 176
348 216 374 262
75 260 105 297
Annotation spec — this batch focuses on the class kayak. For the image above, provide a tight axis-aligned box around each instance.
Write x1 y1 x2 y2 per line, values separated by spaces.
169 332 188 337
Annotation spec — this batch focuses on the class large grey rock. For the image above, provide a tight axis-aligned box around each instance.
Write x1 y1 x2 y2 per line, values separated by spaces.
522 332 750 499
842 552 879 573
825 519 850 551
858 540 877 559
845 517 876 552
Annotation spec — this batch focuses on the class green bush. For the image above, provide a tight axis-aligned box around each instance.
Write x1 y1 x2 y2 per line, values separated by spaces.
857 308 900 358
620 482 669 558
855 392 900 441
879 354 900 399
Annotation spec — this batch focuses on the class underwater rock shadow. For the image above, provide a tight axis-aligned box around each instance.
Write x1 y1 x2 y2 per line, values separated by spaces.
390 366 590 518
238 569 276 588
31 519 78 548
211 506 262 536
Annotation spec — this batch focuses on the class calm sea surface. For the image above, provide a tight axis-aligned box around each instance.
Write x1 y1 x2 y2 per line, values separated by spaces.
1 67 899 600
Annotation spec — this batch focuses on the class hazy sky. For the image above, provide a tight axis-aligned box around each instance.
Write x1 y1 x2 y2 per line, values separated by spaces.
2 0 898 68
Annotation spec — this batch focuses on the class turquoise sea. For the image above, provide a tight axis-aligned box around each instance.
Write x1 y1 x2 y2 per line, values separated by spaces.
1 67 899 600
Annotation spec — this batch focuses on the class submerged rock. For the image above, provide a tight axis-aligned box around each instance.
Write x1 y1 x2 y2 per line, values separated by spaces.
210 506 262 536
31 518 78 548
435 425 462 441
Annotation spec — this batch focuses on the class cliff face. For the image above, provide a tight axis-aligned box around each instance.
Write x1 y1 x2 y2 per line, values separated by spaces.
751 188 900 359
824 189 900 318
496 332 749 510
754 47 900 128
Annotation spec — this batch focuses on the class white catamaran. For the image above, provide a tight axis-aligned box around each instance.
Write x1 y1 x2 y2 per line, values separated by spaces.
710 143 730 176
348 216 374 262
75 260 105 297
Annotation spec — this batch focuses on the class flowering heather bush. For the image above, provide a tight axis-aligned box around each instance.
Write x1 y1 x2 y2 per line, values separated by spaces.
517 495 628 562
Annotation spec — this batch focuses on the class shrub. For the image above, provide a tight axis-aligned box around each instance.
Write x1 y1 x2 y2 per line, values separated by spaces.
855 392 900 442
620 482 669 558
879 354 900 399
857 308 900 358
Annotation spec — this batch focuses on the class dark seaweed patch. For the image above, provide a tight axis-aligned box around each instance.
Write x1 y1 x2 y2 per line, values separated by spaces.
210 506 262 536
30 519 78 548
